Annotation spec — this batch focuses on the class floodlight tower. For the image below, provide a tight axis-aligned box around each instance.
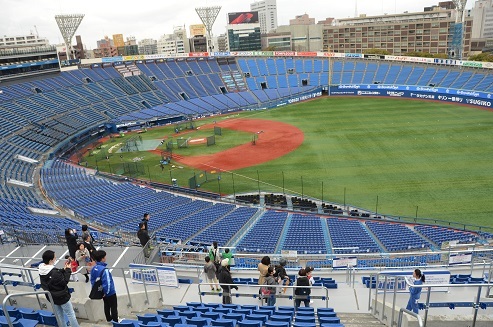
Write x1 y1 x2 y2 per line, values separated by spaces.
195 6 221 52
55 14 85 59
450 0 468 59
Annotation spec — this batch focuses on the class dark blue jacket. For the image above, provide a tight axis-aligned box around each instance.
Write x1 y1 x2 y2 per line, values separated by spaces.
90 262 116 297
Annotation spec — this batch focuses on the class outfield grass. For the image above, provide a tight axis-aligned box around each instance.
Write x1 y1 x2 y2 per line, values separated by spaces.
83 97 493 228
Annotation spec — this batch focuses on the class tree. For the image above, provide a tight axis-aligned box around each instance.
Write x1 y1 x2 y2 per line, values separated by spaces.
469 53 493 62
363 48 390 55
403 51 434 58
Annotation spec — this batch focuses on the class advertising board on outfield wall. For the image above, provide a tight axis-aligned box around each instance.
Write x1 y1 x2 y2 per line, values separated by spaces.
85 51 493 70
329 85 493 109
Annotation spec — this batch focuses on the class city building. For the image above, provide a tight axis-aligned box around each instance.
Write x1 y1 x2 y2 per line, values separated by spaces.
318 17 335 26
0 33 58 80
290 14 315 26
94 36 118 58
261 32 292 50
471 0 493 39
189 36 208 52
322 7 472 56
250 0 278 34
217 34 228 51
113 34 125 48
0 33 50 48
126 36 137 46
157 26 190 55
227 12 262 51
73 35 86 59
190 24 206 37
138 38 158 55
275 22 323 52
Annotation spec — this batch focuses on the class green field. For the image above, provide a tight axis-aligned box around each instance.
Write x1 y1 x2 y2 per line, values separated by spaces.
83 98 493 228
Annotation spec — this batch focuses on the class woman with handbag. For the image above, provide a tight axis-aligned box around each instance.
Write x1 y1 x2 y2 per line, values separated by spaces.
75 243 91 283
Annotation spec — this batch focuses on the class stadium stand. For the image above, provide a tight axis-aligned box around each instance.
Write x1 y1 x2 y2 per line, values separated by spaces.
1 56 492 255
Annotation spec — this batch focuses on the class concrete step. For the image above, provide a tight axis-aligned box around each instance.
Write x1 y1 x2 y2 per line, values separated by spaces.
338 313 386 327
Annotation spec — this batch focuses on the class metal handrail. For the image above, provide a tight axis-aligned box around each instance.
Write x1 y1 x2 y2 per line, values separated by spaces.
0 263 170 310
398 308 423 327
197 282 330 308
369 271 493 327
2 291 64 327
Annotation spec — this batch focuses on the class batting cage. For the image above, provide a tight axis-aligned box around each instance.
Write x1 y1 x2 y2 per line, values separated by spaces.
121 135 143 152
177 137 190 148
188 171 211 189
113 162 145 177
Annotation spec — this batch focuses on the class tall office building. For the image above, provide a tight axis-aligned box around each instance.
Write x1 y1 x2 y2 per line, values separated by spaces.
250 0 278 34
471 0 493 39
322 7 472 56
227 12 262 51
157 26 190 55
138 39 158 55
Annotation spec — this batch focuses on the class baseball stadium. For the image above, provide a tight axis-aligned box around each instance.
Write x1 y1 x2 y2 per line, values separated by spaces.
0 2 493 327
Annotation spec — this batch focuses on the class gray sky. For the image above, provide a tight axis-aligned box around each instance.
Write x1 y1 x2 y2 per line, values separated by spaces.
1 0 474 49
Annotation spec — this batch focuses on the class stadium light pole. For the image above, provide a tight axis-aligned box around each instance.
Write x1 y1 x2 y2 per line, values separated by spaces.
322 181 324 204
54 14 85 60
195 6 222 52
416 206 419 221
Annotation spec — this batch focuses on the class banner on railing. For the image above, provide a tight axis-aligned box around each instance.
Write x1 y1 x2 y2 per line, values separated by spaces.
449 252 473 265
333 257 357 268
380 270 450 292
129 263 178 287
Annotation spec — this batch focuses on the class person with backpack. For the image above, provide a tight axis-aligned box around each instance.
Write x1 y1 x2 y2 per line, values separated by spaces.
39 250 80 327
294 268 311 308
406 269 426 314
90 250 118 323
262 266 278 306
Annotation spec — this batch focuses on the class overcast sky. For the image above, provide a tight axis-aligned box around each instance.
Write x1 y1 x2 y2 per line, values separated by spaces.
1 0 474 49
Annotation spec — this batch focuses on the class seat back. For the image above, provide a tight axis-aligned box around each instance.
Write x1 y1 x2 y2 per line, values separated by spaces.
211 319 235 327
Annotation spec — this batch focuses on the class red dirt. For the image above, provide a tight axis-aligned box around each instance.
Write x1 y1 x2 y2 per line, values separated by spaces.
173 118 304 171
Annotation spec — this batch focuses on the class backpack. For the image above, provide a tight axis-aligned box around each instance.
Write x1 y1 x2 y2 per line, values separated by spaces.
89 268 106 300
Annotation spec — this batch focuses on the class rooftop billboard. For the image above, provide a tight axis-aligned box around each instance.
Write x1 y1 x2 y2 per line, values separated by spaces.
228 12 259 24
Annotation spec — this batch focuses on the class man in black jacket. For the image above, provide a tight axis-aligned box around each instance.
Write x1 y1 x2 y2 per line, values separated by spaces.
39 250 79 327
141 213 150 231
218 258 238 304
137 222 151 258
294 268 311 308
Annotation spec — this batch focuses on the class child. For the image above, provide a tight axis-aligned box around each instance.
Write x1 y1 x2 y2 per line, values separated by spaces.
305 266 315 303
91 250 118 323
64 255 79 282
204 256 219 291
262 266 278 306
